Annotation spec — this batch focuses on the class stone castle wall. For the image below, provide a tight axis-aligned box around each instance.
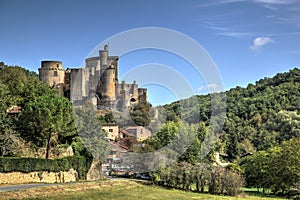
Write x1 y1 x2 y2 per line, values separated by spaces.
39 45 147 109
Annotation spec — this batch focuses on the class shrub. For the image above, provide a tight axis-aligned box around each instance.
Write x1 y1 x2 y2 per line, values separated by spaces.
209 167 244 196
0 156 92 180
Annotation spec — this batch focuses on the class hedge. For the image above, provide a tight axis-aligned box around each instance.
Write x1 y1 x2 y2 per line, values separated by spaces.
0 156 92 180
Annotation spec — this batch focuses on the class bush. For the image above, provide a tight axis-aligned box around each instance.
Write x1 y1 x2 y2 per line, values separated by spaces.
0 156 92 180
150 163 244 197
66 156 93 179
209 167 244 196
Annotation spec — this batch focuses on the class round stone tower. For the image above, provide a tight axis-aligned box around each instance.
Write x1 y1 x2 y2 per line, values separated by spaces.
38 61 65 95
98 65 116 101
99 45 108 73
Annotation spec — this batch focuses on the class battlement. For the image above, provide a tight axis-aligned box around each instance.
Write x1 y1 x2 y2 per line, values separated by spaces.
40 61 63 70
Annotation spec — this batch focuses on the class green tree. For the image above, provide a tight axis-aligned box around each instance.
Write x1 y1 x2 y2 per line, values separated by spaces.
179 122 207 164
270 138 300 194
18 93 75 159
146 121 179 150
98 112 116 124
242 150 275 192
130 101 152 126
0 83 11 119
271 110 300 142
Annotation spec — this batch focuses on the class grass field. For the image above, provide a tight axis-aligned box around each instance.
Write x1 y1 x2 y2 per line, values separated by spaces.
0 180 286 200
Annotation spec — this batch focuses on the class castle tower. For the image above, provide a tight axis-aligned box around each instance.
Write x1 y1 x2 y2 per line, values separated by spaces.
85 57 100 72
138 88 148 102
97 64 116 107
99 45 109 75
38 61 65 96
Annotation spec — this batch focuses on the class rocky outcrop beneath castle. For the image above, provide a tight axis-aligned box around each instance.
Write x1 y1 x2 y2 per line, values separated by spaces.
0 168 78 184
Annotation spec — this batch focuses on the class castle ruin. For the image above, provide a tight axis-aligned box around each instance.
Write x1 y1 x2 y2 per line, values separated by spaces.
38 45 147 110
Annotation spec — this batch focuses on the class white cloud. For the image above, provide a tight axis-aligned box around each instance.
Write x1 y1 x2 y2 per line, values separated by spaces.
252 0 297 5
250 37 274 50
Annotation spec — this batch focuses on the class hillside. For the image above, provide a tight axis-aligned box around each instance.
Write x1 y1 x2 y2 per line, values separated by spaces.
163 68 300 159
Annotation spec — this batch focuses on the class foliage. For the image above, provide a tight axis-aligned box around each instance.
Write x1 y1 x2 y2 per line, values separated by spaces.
0 129 28 157
142 121 212 164
209 167 245 196
98 112 116 124
18 93 75 159
145 121 180 150
151 162 244 196
0 156 91 179
129 101 152 126
0 63 72 159
163 68 300 160
242 137 300 196
0 64 53 107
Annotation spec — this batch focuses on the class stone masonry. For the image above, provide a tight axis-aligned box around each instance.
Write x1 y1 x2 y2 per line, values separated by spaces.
38 45 147 111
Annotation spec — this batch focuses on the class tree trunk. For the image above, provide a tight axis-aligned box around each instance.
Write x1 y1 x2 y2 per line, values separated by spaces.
45 133 51 159
196 178 200 192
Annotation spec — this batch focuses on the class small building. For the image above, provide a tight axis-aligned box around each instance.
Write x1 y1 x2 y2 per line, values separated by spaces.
125 126 152 141
101 123 119 140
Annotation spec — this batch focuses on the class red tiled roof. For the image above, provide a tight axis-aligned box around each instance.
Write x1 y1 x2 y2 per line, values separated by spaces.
119 128 134 137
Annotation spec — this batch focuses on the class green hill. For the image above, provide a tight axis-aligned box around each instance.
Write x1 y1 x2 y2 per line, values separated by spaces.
163 68 300 160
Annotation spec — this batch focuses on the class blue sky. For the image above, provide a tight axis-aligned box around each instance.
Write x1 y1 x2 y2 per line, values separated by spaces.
1 0 300 105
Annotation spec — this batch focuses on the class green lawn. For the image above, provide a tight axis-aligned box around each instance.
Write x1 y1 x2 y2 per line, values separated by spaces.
0 180 286 200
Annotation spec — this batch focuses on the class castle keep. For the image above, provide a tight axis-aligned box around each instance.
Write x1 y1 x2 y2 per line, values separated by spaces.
38 45 147 110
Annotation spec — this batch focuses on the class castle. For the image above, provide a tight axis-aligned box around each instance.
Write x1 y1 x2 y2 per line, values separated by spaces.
38 45 147 110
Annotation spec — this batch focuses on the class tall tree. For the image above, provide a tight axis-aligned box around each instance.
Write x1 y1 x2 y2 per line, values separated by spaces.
18 93 75 158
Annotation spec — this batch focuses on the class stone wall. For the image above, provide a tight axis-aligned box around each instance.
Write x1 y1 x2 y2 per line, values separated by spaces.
0 168 78 184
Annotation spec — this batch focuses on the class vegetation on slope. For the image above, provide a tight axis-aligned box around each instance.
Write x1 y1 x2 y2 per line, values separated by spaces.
163 68 300 159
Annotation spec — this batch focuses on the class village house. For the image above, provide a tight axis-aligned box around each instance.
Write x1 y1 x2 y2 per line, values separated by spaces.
101 123 119 141
124 126 152 141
